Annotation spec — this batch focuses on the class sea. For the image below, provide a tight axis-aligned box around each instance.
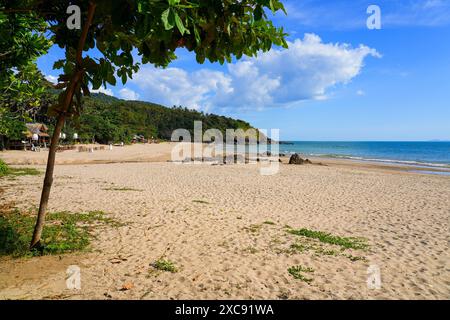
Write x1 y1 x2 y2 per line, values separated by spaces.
275 141 450 172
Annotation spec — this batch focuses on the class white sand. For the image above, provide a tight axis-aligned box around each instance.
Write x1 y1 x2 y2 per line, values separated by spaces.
0 143 175 165
0 145 449 300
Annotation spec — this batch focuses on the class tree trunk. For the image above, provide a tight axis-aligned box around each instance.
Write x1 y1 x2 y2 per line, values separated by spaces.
30 2 97 249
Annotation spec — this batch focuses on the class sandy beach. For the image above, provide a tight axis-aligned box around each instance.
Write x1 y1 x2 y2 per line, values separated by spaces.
0 143 449 300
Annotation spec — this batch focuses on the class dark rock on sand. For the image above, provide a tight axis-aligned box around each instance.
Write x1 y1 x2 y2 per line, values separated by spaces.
288 153 312 165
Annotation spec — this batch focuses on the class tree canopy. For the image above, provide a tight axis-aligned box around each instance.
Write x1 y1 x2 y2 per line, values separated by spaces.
0 0 288 249
3 0 288 117
0 4 51 149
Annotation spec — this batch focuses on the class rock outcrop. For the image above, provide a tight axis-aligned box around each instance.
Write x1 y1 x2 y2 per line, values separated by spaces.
288 153 312 165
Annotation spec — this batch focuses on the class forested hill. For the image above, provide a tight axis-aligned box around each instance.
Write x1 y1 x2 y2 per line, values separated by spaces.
55 93 254 144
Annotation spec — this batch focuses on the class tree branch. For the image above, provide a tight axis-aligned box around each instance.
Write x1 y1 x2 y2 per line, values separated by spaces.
0 51 13 59
76 1 97 68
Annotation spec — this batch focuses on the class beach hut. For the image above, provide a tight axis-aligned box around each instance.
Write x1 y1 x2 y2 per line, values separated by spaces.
25 123 50 147
132 134 147 144
4 123 50 150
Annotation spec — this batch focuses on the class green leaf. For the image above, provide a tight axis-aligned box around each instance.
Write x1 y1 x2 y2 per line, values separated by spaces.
254 5 263 20
107 72 116 86
121 73 127 85
161 8 174 30
174 12 187 35
269 0 276 13
193 25 201 44
53 60 65 70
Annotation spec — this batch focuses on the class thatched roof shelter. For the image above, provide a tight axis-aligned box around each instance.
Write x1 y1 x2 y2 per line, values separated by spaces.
24 123 50 139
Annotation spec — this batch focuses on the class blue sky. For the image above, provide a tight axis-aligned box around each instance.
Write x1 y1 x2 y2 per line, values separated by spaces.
38 0 450 141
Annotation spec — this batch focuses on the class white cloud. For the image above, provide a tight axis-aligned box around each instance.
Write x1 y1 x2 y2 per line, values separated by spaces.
238 34 380 105
132 67 232 111
131 34 379 111
356 90 365 96
45 75 58 84
119 88 140 101
90 86 114 96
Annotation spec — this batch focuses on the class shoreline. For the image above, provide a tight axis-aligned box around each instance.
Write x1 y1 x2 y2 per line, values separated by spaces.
1 143 449 177
284 154 450 170
301 156 450 176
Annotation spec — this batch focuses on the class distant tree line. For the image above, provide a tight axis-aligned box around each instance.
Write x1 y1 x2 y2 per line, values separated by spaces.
66 93 253 144
1 88 253 146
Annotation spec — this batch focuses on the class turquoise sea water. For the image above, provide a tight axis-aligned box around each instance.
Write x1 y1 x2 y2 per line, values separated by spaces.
276 141 450 169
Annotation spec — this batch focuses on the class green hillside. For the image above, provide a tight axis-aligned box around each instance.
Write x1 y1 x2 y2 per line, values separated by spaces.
37 92 254 144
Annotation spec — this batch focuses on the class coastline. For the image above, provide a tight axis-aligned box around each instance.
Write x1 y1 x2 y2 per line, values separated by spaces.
299 156 450 176
1 142 449 176
277 141 450 172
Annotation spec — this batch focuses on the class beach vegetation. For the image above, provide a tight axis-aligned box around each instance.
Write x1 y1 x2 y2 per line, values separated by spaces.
0 160 41 178
263 221 276 225
0 209 119 257
0 159 8 176
287 265 314 283
0 9 51 151
289 242 309 253
7 167 41 177
287 228 368 250
151 258 178 273
313 247 338 256
288 240 367 262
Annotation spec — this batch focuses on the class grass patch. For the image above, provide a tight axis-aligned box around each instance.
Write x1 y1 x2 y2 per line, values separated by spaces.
0 159 8 176
48 210 122 227
313 246 339 256
289 242 310 253
287 228 368 250
263 221 276 225
289 241 339 256
151 258 178 273
289 240 367 262
7 167 41 177
0 209 120 258
287 265 314 283
0 160 41 178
